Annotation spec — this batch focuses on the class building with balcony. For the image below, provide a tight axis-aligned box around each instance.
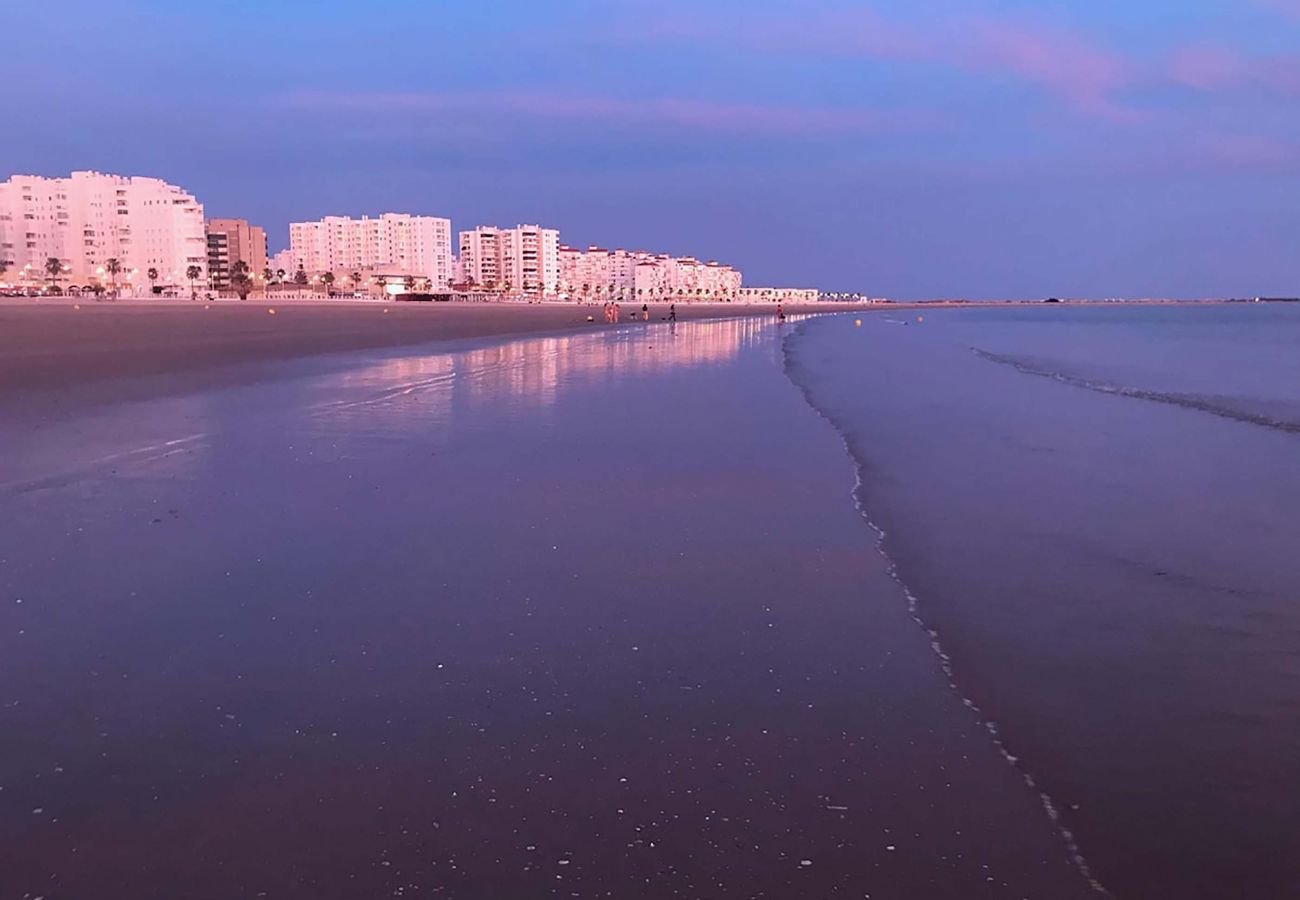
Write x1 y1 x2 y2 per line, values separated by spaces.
206 218 268 292
0 170 206 294
287 213 452 287
458 224 560 298
557 245 742 303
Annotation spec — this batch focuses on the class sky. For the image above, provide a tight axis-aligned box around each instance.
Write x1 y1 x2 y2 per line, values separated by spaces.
3 0 1298 299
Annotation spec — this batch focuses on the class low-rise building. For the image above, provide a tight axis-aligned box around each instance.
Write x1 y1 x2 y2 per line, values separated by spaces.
736 287 820 303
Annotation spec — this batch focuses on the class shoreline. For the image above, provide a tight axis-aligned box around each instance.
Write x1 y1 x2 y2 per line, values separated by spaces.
782 305 1300 898
780 317 1111 893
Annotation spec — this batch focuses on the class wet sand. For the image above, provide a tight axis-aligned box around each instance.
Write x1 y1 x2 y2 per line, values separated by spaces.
0 299 859 402
0 318 1099 898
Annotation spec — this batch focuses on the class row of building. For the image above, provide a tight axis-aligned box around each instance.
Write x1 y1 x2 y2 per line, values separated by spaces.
0 171 826 302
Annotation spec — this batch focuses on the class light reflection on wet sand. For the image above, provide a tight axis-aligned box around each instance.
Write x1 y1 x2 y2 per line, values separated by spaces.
1 318 775 494
324 317 772 419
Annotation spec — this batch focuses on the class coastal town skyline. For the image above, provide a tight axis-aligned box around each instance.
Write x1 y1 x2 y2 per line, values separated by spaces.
1 170 828 302
5 1 1298 299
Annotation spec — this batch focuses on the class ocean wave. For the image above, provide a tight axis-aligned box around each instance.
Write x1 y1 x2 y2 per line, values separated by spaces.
781 322 1111 897
974 349 1300 434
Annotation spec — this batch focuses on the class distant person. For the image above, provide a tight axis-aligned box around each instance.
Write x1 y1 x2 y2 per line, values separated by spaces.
777 303 786 323
603 302 612 323
612 303 621 323
668 303 677 322
641 303 649 321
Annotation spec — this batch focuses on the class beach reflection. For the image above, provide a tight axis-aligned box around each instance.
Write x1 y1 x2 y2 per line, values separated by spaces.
1 317 790 492
325 316 776 422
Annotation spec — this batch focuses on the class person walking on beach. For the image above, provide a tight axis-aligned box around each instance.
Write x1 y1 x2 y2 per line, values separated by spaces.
641 303 649 321
776 302 785 323
668 303 677 322
603 301 611 323
612 303 621 323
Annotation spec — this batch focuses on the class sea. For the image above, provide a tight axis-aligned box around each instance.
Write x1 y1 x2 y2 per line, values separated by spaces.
784 303 1300 899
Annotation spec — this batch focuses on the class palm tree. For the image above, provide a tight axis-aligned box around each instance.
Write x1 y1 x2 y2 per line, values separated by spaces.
275 268 286 284
230 260 254 300
146 267 159 294
350 271 361 293
185 265 202 299
104 258 122 296
44 257 63 290
0 259 8 282
293 266 308 286
375 276 388 294
403 275 416 293
322 271 335 294
261 267 273 286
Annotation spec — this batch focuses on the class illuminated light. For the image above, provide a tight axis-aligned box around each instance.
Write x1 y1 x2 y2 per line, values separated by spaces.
917 316 924 323
855 319 862 327
268 308 277 315
383 308 389 313
74 304 81 310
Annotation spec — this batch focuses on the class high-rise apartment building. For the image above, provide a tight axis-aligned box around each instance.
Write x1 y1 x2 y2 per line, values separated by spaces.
0 171 206 293
206 218 268 291
458 224 560 298
287 213 452 286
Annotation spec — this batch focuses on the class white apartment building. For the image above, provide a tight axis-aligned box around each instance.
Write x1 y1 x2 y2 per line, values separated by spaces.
557 246 742 302
287 213 452 286
458 225 560 298
0 171 206 293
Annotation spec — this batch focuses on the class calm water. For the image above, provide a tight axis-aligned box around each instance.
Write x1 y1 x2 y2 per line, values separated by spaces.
785 304 1300 899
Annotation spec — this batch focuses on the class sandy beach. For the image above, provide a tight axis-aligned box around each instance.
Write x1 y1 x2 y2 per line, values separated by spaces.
0 299 862 402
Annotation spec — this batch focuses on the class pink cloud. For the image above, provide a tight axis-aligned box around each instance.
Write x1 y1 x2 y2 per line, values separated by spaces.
1168 46 1300 95
276 90 939 136
1169 47 1248 89
611 10 1141 121
962 20 1139 121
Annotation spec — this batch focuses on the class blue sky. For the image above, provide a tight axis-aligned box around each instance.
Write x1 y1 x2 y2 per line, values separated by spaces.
4 0 1298 298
